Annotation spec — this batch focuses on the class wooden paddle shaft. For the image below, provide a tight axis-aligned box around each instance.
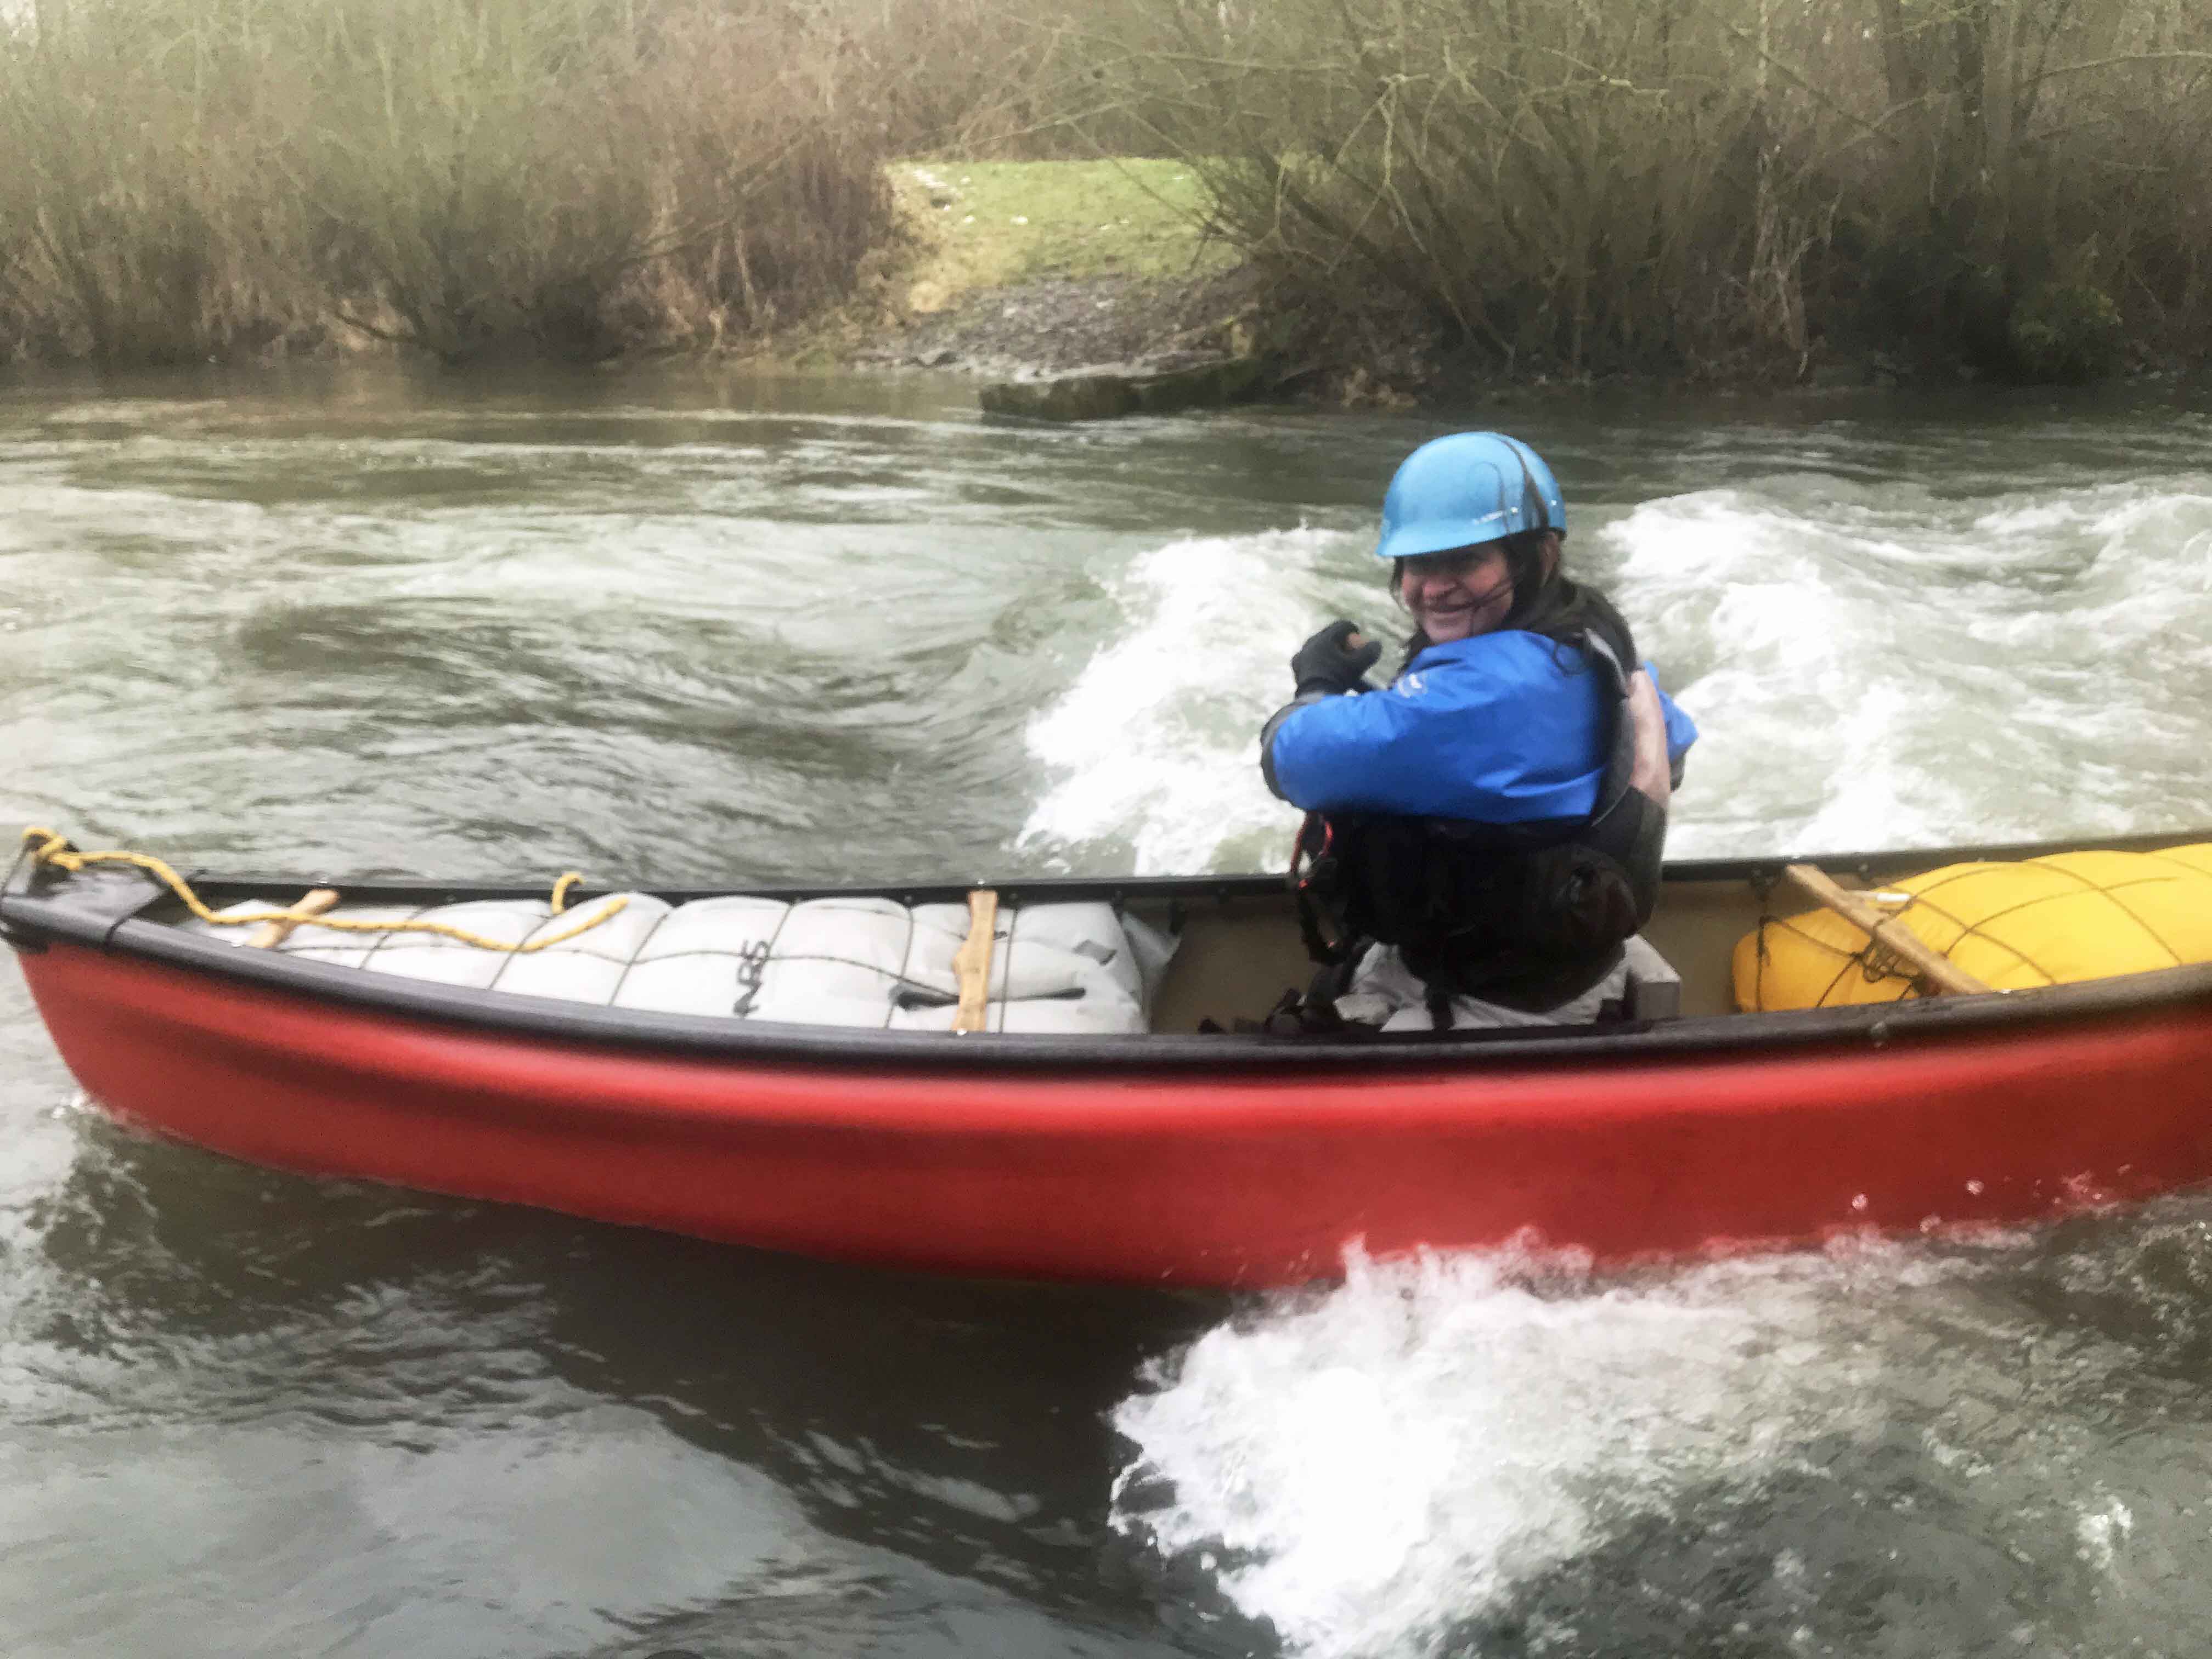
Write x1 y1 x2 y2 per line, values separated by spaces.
1781 864 1991 996
247 888 340 950
952 889 999 1034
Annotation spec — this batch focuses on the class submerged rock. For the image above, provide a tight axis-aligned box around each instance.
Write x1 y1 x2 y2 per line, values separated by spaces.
979 372 1141 421
979 356 1270 421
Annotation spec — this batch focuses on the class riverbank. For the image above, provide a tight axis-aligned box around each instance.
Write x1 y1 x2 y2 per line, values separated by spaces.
6 0 2205 387
809 161 1252 378
798 159 1433 408
813 160 2199 409
3 132 2197 405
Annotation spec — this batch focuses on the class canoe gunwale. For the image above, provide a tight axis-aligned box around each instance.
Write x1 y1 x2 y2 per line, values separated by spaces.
10 836 2212 1074
76 821 2212 909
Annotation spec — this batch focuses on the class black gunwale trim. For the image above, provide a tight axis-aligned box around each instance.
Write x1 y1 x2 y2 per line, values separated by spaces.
131 823 2212 909
7 828 2212 1073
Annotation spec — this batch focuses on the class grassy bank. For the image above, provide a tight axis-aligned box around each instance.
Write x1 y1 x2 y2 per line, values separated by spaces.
884 159 1227 309
2 0 2206 385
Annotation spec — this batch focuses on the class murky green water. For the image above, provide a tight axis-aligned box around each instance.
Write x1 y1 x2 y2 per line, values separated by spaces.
4 361 2211 1657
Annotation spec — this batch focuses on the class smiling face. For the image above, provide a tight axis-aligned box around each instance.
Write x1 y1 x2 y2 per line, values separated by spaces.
1397 541 1519 644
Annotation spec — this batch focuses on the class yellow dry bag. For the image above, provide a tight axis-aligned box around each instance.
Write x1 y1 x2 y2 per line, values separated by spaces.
1733 843 2212 1011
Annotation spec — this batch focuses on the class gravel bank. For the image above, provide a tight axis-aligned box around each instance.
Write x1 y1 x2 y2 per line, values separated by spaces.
847 271 1258 380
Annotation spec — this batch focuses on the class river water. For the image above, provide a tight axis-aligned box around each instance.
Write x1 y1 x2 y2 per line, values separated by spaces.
3 363 2211 1657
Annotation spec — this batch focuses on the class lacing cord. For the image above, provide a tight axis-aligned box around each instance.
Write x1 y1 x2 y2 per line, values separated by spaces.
16 826 626 952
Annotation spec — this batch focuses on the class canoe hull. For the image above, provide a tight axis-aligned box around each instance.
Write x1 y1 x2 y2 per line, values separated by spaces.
22 938 2212 1285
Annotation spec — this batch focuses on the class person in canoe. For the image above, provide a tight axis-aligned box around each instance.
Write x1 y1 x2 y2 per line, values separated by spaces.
1262 431 1698 1030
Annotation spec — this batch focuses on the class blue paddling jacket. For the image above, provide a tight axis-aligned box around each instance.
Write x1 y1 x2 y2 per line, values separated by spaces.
1263 631 1697 821
1262 629 1699 1002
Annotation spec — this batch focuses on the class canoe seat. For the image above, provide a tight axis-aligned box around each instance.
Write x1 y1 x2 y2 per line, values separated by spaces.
1622 934 1681 1021
182 893 1180 1035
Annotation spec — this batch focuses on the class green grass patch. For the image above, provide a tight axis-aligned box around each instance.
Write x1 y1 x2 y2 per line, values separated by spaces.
889 158 1231 309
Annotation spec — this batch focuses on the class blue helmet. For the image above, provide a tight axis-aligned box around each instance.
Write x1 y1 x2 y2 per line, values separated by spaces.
1373 432 1566 562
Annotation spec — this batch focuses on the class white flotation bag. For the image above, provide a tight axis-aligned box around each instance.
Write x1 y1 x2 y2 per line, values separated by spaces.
187 894 1179 1035
1733 844 2212 1011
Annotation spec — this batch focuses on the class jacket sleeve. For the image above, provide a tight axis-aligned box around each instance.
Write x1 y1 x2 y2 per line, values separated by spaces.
1259 692 1330 802
1262 673 1525 814
1643 663 1698 786
1265 641 1699 818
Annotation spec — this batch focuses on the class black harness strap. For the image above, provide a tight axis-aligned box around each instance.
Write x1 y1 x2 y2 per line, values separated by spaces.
1288 627 1665 996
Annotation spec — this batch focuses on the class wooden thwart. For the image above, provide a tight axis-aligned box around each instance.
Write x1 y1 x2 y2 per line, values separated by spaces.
952 888 1000 1033
1782 864 1991 996
247 888 340 950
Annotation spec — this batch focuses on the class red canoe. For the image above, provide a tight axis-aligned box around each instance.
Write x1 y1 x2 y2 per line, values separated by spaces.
7 830 2212 1286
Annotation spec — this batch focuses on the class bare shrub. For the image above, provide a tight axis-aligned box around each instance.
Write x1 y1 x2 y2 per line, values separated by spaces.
301 0 899 363
300 0 656 362
3 0 2202 375
1097 0 2212 381
0 0 316 363
0 0 904 365
1824 0 2212 372
1087 0 1810 377
617 3 897 346
826 0 1170 160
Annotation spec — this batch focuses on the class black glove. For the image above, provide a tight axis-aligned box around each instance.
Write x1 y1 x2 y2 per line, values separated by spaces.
1291 619 1383 697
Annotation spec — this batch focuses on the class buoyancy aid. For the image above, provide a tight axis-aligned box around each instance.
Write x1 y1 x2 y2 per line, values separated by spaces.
1289 631 1669 1000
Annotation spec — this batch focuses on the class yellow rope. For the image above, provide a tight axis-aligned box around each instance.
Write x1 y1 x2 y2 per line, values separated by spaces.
549 871 582 915
18 827 627 952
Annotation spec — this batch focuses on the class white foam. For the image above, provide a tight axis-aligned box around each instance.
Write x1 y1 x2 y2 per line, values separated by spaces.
1110 1242 1974 1659
2075 1496 2134 1573
1021 469 2212 873
1021 525 1376 873
1596 473 2212 855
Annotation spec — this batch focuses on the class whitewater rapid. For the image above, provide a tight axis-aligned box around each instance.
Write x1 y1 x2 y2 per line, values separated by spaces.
1058 424 2212 1659
1107 1228 2209 1659
1022 467 2212 871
